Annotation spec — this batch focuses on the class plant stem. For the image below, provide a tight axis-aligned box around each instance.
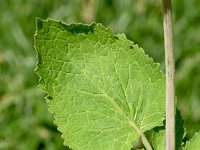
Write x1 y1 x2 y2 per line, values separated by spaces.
141 135 153 150
162 0 175 150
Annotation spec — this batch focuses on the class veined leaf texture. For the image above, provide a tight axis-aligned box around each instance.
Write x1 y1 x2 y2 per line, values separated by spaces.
35 18 166 150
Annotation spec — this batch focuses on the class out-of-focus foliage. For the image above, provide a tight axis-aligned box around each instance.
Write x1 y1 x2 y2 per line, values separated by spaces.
0 0 199 149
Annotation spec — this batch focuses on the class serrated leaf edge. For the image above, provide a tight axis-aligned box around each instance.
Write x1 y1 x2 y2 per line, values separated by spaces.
34 18 166 150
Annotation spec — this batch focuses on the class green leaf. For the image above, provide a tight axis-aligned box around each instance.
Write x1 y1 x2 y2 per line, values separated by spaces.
176 109 185 149
146 127 165 150
184 132 200 150
145 109 185 150
146 109 185 150
34 18 165 150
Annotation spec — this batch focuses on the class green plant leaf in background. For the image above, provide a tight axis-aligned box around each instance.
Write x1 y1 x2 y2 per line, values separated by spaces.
146 109 185 150
184 132 200 150
175 109 185 149
34 18 165 150
146 127 165 150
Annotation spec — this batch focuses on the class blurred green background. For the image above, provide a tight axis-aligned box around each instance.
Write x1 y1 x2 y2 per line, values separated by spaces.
0 0 200 149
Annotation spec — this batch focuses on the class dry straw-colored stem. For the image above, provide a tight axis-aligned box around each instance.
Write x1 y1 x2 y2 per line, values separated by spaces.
162 0 175 150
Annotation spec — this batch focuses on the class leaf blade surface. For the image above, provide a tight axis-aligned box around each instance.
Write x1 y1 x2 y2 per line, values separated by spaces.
184 132 200 150
35 18 165 150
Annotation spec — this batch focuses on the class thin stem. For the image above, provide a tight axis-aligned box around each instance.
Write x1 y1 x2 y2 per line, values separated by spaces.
141 135 153 150
162 0 175 150
128 114 152 150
